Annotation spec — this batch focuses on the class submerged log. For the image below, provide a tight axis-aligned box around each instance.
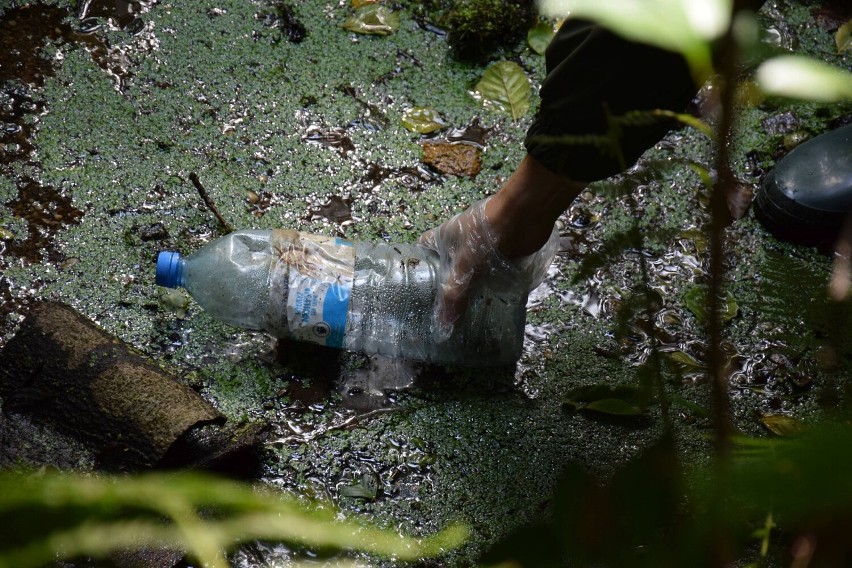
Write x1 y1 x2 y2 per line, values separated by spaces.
0 301 225 471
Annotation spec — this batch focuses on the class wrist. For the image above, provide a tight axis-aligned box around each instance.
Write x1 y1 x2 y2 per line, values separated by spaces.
485 155 585 259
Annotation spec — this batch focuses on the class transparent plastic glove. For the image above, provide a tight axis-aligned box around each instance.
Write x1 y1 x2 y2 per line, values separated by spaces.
418 197 559 334
829 213 852 302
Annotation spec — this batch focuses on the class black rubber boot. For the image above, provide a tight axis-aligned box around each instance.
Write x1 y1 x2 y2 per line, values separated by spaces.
755 123 852 247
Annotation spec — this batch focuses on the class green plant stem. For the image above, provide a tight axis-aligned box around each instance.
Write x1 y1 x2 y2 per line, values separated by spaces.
707 2 751 565
708 135 733 459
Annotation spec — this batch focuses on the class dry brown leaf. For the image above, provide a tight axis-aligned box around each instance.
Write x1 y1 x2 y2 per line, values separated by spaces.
421 142 482 177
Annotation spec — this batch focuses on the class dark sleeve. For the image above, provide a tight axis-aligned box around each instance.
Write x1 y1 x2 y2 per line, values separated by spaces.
524 19 697 182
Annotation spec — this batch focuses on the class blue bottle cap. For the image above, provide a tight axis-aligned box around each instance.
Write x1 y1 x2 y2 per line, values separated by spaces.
156 251 183 288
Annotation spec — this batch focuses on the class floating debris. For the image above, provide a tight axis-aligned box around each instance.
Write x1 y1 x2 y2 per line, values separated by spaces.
343 4 400 36
401 106 447 134
421 141 481 177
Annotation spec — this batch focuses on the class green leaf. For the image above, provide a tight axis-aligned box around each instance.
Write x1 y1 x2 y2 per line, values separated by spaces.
342 4 400 36
528 21 556 55
756 55 852 102
688 162 714 190
585 398 644 415
683 284 738 323
669 394 711 417
680 227 708 253
722 292 738 322
837 19 852 53
474 61 531 120
652 109 716 140
666 350 706 370
725 425 852 519
564 384 647 415
683 286 708 321
401 107 447 134
761 414 805 437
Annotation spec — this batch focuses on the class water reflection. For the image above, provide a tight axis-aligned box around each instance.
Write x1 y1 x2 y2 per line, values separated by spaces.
266 343 414 448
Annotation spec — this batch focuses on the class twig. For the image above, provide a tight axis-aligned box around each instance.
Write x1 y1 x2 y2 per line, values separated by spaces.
188 172 233 234
267 407 400 446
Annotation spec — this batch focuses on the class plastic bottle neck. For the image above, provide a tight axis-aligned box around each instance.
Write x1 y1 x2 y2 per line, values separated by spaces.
156 251 185 288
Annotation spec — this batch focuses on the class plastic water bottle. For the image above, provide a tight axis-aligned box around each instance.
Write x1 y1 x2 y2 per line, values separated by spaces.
155 229 542 366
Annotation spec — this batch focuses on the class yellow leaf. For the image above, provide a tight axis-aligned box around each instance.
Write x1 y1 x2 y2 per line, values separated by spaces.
761 414 805 437
836 19 852 53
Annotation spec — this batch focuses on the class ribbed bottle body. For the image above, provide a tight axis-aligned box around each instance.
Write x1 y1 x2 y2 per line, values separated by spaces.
168 229 527 366
345 241 526 365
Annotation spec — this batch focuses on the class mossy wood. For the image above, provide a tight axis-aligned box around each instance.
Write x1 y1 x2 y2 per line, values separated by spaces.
0 301 224 470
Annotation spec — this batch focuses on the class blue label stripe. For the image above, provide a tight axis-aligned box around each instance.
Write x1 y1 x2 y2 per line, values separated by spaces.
323 283 350 348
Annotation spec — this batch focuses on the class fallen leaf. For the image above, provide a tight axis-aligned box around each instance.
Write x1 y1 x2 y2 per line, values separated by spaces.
473 61 530 120
680 228 708 253
584 398 644 416
761 414 805 436
401 107 447 134
726 180 754 221
528 21 556 54
309 195 352 223
666 350 707 370
445 118 488 147
343 4 399 36
563 384 647 416
421 142 481 177
837 19 852 53
683 284 738 323
339 472 379 500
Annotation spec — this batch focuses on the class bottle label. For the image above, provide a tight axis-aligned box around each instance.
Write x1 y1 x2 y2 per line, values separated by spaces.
268 230 354 348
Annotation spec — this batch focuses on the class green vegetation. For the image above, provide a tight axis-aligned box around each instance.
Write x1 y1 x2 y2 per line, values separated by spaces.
401 0 538 61
0 470 467 567
443 0 538 62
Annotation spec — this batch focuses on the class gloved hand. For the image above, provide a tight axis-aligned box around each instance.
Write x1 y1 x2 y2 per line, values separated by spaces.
418 197 559 333
829 213 852 302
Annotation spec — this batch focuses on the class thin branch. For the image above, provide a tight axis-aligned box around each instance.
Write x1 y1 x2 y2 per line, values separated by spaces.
189 172 233 234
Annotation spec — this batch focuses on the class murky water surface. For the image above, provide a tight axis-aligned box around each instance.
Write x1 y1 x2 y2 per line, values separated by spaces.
1 0 851 565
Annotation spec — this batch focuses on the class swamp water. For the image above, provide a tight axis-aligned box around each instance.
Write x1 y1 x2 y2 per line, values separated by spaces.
0 0 851 565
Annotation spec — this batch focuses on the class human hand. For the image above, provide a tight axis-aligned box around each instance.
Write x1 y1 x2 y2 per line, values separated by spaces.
418 197 559 333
